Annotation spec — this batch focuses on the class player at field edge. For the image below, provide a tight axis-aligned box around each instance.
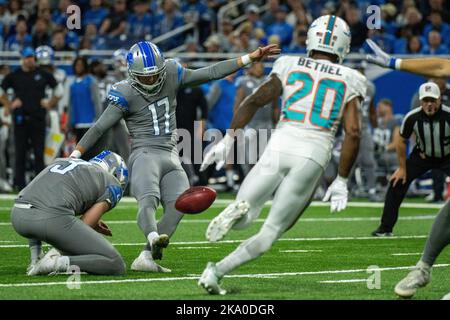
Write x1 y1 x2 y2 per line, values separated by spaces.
366 39 450 300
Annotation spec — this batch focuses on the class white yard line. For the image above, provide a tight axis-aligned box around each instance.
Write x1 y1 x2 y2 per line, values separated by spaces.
280 250 323 253
1 264 448 288
176 246 215 249
391 253 422 256
0 235 429 249
319 279 368 284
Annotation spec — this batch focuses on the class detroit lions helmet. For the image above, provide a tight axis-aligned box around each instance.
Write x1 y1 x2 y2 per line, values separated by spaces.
127 41 167 96
113 48 128 73
89 150 129 189
306 15 351 64
36 45 55 65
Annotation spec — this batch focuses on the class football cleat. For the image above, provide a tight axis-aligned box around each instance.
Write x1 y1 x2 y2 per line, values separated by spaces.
394 261 431 298
198 262 226 295
442 292 450 300
131 251 171 273
206 201 249 242
27 248 61 276
150 234 170 260
371 228 394 237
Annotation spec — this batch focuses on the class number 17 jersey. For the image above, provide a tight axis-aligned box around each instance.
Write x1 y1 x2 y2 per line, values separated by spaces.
268 55 367 169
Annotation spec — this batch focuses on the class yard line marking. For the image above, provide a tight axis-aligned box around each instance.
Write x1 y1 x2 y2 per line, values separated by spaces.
1 264 448 288
0 235 430 249
0 215 439 226
176 246 215 250
319 279 367 284
280 250 323 253
391 253 422 256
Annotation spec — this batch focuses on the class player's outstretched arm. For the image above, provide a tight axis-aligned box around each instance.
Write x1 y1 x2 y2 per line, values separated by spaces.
70 104 123 158
365 39 450 78
81 201 112 236
181 44 281 87
200 74 282 171
323 97 361 213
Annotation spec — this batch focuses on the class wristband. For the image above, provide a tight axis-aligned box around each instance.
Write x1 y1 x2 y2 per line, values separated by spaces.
70 150 81 159
395 58 402 70
241 54 252 66
336 175 348 184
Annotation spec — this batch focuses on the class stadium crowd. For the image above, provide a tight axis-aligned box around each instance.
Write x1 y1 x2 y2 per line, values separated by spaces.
0 0 449 198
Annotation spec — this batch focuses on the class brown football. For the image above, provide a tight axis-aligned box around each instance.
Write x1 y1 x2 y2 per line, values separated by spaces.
175 186 217 214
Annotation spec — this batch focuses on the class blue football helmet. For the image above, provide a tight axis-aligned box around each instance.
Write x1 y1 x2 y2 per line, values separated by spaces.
127 41 166 96
36 45 55 65
89 150 129 189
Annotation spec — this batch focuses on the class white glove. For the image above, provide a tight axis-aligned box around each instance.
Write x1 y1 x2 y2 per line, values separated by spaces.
70 149 81 158
365 39 401 69
323 176 349 213
200 134 234 172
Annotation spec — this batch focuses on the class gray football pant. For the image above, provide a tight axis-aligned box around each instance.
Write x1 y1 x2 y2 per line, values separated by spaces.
421 199 450 266
355 128 376 190
129 148 188 250
216 150 323 276
11 206 125 275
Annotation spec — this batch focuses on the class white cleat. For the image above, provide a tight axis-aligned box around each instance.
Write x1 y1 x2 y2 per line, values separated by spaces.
198 262 226 295
442 292 450 300
150 234 170 260
206 201 249 242
27 248 61 276
131 251 171 273
395 261 431 298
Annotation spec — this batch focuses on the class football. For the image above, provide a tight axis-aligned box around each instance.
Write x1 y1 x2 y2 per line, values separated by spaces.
175 186 217 214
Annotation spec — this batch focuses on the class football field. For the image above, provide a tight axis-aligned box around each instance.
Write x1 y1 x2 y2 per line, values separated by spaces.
0 194 449 300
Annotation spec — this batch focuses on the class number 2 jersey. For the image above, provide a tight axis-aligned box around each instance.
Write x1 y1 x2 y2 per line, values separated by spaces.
15 159 123 215
268 55 368 169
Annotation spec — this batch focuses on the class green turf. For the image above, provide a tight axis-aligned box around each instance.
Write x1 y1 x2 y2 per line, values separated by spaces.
0 195 449 300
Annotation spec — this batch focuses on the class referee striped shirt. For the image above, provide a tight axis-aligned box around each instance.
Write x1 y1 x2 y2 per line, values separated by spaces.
400 104 450 158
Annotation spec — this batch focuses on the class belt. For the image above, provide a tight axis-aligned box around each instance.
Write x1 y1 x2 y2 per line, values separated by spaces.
14 203 33 209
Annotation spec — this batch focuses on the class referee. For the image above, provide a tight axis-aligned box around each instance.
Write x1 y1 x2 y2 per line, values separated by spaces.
372 82 450 236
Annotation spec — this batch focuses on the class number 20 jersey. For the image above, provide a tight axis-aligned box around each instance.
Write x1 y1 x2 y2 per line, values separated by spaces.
268 55 368 169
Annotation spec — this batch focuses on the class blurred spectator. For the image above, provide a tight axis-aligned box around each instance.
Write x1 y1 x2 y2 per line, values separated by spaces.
286 0 312 27
261 0 280 26
346 6 367 52
203 33 221 53
32 0 54 32
246 5 264 30
181 0 212 44
99 0 127 37
265 5 293 48
288 25 307 53
217 17 234 52
126 0 155 41
154 0 185 51
395 0 417 27
185 35 202 55
32 17 50 47
373 99 400 174
380 3 398 36
51 30 72 51
363 28 396 53
5 18 32 51
405 35 423 54
68 56 102 160
51 0 72 28
2 0 29 36
422 0 450 23
83 0 109 29
0 64 12 192
0 48 58 190
402 6 425 36
420 30 449 54
231 26 258 53
422 11 450 40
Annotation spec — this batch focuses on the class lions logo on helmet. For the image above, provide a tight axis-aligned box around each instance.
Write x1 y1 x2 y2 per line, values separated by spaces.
89 150 129 190
306 15 351 64
126 41 167 96
36 45 55 66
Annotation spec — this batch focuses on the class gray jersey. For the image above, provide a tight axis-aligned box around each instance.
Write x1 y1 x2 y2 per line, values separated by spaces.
77 58 241 153
361 80 375 131
236 75 273 130
16 159 122 215
373 118 399 152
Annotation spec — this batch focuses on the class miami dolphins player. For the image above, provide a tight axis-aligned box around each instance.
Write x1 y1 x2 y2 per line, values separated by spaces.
198 15 367 294
70 41 280 272
11 150 128 276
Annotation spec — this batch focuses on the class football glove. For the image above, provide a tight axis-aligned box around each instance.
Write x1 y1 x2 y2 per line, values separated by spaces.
365 39 401 69
200 134 234 172
70 149 81 158
323 176 349 213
